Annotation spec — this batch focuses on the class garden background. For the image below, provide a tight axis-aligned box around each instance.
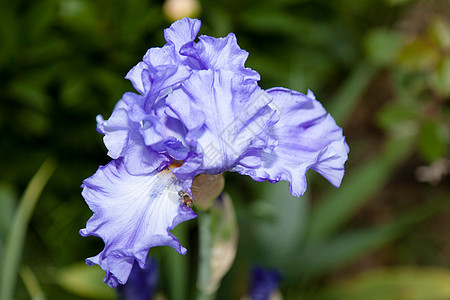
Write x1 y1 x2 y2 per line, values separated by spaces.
0 0 449 299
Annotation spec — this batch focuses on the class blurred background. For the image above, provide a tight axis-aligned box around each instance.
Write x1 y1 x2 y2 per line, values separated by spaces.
0 0 449 299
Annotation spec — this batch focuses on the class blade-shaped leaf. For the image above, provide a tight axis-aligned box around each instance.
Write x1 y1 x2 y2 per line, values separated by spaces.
306 134 415 244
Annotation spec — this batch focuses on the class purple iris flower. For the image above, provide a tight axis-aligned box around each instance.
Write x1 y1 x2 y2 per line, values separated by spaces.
80 18 349 288
249 266 282 300
117 258 158 300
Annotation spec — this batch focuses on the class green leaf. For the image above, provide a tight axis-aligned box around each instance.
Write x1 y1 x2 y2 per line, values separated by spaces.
250 181 309 267
0 184 17 240
290 195 449 281
0 3 19 67
418 120 448 163
60 76 87 108
430 56 450 97
376 102 419 131
0 184 17 261
397 38 440 71
16 110 50 136
385 0 416 6
314 267 450 300
56 262 116 299
9 74 51 112
364 28 405 66
24 0 57 41
429 17 450 50
306 134 415 244
0 158 56 300
327 61 378 125
19 266 46 300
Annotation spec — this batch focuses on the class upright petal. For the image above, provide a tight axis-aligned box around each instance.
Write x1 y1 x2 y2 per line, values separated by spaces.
80 159 197 287
165 69 277 179
180 33 260 82
236 88 349 197
125 61 149 95
164 17 201 55
126 45 191 103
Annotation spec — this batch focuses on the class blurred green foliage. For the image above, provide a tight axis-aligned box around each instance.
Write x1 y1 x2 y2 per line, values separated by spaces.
0 0 449 299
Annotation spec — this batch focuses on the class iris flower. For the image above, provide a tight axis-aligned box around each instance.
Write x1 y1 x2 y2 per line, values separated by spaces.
80 17 349 288
249 266 282 300
117 258 158 300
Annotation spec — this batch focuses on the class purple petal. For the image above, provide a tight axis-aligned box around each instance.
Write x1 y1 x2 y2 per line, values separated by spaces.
97 93 172 175
80 159 197 287
236 88 349 197
126 46 191 102
165 69 277 179
180 33 260 81
125 61 148 95
164 18 201 53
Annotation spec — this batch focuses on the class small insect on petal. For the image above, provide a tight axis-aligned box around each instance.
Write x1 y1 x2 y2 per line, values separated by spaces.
178 190 194 208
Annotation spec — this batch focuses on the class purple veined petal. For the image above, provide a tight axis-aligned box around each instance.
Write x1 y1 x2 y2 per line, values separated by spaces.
180 33 260 82
80 159 197 288
126 45 191 103
164 17 201 55
97 93 146 161
123 142 172 174
97 93 171 175
165 69 277 179
97 110 129 160
142 63 190 107
236 87 349 197
125 61 148 95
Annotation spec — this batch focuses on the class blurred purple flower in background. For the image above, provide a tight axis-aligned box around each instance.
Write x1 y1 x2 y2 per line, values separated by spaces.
117 258 159 300
249 266 282 300
80 17 348 287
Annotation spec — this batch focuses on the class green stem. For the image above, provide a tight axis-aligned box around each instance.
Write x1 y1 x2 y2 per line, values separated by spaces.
196 210 213 300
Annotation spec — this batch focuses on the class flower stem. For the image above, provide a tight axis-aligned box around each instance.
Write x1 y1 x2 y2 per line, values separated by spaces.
196 210 213 300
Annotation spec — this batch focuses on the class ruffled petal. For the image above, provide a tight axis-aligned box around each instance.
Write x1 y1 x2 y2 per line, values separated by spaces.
125 61 148 95
236 88 349 197
165 69 277 179
126 46 191 103
97 93 172 175
80 159 197 287
180 33 260 82
164 17 201 56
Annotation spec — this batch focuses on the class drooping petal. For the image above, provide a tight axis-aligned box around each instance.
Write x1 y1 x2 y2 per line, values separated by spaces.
165 69 277 179
180 33 260 82
236 88 349 197
80 159 196 287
